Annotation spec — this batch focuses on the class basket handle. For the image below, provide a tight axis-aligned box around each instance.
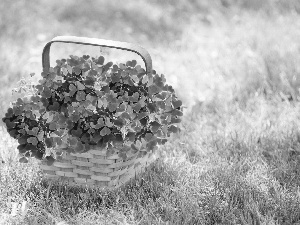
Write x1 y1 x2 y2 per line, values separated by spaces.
42 36 152 73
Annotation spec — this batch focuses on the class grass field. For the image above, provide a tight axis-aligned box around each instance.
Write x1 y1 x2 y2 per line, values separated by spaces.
2 0 300 224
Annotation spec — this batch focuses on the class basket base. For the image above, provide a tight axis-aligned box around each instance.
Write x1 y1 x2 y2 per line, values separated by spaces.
40 148 156 189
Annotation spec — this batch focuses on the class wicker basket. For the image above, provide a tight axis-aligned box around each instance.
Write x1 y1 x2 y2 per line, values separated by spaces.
40 147 156 189
39 36 156 189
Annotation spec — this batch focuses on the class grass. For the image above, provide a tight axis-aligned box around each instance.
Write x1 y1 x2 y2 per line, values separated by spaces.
2 0 300 224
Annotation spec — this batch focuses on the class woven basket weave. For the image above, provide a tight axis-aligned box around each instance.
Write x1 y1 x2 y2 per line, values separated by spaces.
40 147 156 189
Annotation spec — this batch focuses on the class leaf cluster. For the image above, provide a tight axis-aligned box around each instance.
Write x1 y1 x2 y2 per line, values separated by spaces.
2 55 183 164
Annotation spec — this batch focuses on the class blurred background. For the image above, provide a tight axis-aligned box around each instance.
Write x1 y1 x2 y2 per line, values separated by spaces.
3 2 300 222
1 0 300 119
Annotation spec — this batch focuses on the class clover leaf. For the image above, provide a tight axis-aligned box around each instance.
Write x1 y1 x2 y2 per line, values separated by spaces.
2 54 183 164
172 99 182 109
100 127 111 136
95 118 105 129
76 91 86 101
19 157 28 163
27 137 38 146
45 155 55 166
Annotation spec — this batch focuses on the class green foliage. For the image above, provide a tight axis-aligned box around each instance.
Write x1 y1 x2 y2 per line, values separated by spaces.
2 55 183 164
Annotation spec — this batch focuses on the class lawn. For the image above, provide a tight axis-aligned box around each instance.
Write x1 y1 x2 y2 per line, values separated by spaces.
1 0 300 224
